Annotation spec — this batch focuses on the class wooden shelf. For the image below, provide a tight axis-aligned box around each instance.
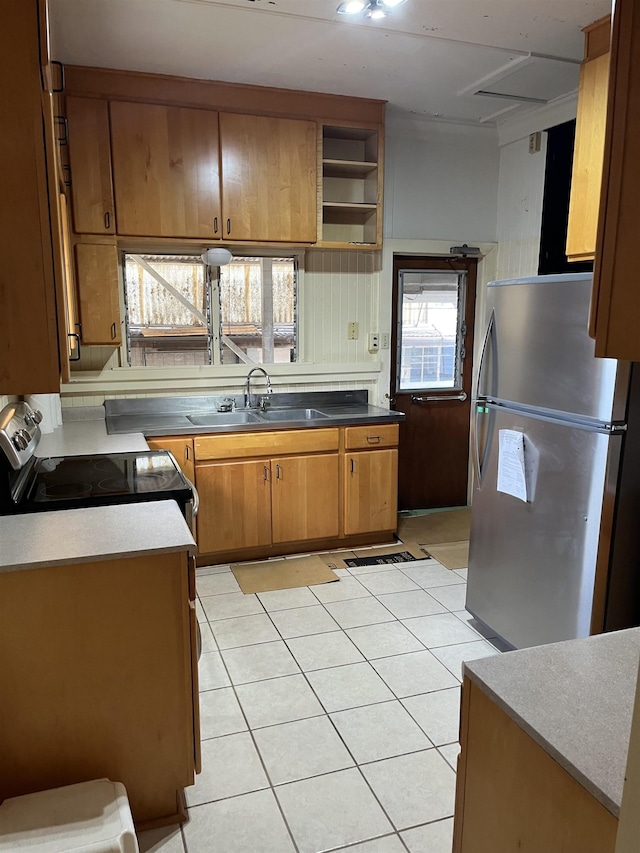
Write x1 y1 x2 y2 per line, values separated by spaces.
322 202 378 210
323 158 377 178
319 123 383 249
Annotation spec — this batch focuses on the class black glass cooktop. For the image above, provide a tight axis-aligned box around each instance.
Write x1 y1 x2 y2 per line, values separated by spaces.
22 451 193 511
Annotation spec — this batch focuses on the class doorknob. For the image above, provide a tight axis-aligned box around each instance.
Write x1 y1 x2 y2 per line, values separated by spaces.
384 393 396 405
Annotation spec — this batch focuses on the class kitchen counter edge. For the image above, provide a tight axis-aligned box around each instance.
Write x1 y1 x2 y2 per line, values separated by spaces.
463 628 640 817
0 501 196 573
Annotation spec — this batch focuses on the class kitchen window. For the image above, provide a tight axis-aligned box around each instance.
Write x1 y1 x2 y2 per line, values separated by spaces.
123 253 298 367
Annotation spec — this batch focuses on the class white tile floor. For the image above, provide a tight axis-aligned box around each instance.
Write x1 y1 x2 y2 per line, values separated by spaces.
138 556 503 853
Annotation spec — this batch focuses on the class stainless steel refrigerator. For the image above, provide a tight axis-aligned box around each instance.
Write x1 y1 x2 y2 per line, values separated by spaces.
467 273 640 650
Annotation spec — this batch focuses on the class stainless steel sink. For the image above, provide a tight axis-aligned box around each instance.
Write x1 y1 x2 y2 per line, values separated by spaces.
259 408 329 421
187 411 263 426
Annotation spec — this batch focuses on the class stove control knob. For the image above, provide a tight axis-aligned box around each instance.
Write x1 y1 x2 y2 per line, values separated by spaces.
31 409 43 425
12 431 29 451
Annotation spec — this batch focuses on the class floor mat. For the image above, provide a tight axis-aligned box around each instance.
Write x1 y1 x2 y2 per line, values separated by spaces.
424 540 469 570
397 507 471 545
232 554 338 594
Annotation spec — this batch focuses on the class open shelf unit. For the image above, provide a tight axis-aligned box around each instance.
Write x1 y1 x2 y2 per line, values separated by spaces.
318 124 383 249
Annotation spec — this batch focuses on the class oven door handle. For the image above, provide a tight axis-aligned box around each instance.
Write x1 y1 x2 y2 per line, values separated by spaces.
184 477 199 519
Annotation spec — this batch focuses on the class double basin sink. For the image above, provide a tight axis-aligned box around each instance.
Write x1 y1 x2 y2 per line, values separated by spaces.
187 407 328 427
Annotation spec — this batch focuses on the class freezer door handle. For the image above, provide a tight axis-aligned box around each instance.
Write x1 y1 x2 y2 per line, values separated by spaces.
476 310 496 401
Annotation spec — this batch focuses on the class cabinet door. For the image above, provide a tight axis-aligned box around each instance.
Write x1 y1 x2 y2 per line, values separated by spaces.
566 51 610 262
147 437 195 483
271 453 339 544
110 101 221 238
66 97 115 235
196 460 272 554
0 0 61 394
592 0 640 359
344 449 398 536
220 113 317 242
75 243 121 345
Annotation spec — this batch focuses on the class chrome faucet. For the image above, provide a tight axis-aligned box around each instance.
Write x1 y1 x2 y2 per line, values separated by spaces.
244 367 273 408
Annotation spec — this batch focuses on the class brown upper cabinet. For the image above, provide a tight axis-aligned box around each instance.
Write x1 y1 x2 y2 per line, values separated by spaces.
591 0 640 360
66 96 115 234
219 113 317 242
62 66 384 248
75 242 121 345
110 101 221 239
0 0 65 394
566 16 611 263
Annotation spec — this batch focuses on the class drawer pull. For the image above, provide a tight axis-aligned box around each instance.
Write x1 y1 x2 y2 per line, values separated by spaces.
226 218 231 235
214 216 219 234
350 458 355 474
104 210 111 230
111 322 117 340
366 436 381 444
264 465 269 482
185 445 190 462
276 464 282 480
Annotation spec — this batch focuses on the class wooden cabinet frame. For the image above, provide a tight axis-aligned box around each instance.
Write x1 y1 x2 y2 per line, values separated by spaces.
453 680 617 852
62 65 385 252
149 425 399 563
0 551 199 829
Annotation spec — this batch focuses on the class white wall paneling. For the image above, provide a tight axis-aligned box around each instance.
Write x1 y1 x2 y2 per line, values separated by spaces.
495 134 548 281
384 115 500 243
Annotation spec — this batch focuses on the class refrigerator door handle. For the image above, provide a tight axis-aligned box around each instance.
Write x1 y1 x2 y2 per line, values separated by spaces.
472 400 491 487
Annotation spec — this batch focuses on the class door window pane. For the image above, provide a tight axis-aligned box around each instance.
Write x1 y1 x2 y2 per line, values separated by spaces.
397 270 465 391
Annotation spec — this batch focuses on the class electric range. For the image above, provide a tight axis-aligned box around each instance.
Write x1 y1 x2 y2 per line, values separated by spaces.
0 402 197 527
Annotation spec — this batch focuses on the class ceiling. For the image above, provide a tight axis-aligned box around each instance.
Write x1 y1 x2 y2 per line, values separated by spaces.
49 0 611 126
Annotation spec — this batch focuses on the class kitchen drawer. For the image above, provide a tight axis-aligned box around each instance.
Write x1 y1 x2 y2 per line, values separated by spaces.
195 428 339 461
344 424 399 450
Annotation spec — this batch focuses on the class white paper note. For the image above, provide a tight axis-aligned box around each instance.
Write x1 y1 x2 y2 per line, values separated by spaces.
497 429 527 502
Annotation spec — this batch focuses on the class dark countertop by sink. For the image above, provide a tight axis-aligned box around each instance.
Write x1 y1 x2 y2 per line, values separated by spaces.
105 391 405 437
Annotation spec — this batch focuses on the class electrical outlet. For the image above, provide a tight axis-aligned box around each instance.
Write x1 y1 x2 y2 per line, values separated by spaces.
368 332 380 353
381 333 390 349
347 322 359 340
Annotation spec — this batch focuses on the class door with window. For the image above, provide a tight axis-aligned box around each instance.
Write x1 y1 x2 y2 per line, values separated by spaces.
391 256 477 510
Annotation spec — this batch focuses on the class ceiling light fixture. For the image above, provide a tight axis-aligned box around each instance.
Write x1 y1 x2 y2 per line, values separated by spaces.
337 0 407 19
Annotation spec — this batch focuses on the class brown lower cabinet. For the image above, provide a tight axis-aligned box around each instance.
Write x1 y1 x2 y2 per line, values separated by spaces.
147 436 195 483
196 452 340 555
168 423 400 559
0 550 199 828
453 680 618 853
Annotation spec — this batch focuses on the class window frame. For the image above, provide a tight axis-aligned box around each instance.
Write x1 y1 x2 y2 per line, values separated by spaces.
121 250 300 369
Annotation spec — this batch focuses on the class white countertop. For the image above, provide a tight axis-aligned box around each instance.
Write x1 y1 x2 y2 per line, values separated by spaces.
464 628 640 817
37 419 148 457
0 501 195 572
